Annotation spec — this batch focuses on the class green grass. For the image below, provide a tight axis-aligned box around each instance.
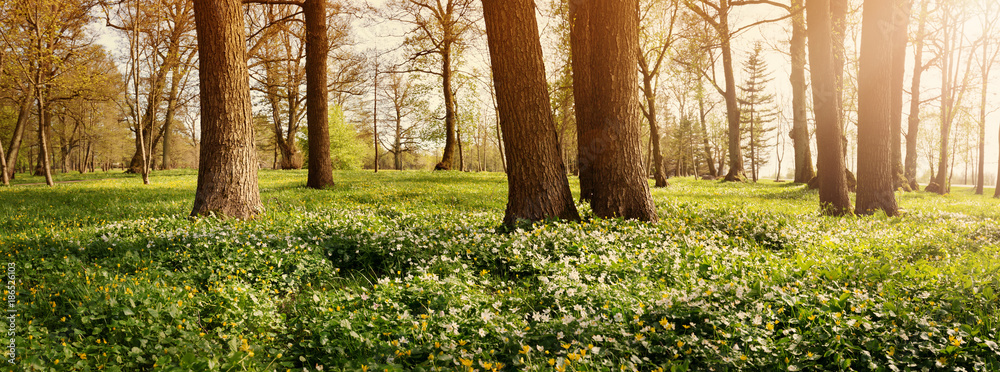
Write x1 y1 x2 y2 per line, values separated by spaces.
4 170 1000 371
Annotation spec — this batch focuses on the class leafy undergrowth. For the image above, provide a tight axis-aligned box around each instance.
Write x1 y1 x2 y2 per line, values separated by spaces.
3 171 1000 371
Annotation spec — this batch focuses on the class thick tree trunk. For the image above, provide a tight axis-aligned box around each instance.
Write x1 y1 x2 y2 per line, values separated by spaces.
790 0 814 183
570 0 596 201
808 0 851 215
855 0 900 216
190 0 263 218
482 0 580 226
435 41 458 171
304 0 335 188
570 0 658 222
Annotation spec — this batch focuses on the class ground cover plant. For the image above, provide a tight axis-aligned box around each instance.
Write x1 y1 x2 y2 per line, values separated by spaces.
3 170 1000 371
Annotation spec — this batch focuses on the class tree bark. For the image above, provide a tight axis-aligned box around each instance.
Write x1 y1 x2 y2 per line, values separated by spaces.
482 0 580 227
790 0 814 183
855 0 900 216
191 0 263 218
303 0 335 188
570 0 658 222
808 0 851 215
570 0 596 201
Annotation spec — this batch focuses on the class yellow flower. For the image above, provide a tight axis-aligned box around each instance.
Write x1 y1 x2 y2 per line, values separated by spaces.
547 358 556 366
78 353 87 360
676 341 684 348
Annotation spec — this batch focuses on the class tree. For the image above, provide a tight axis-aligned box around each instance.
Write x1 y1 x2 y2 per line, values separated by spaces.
104 0 196 177
808 0 852 215
190 0 263 218
889 0 914 192
302 0 335 188
481 0 579 226
379 0 479 171
378 71 425 170
683 0 746 181
789 0 814 183
248 4 306 170
929 0 976 195
638 0 679 188
571 0 658 222
739 42 777 183
976 1 999 196
903 0 932 190
854 0 903 216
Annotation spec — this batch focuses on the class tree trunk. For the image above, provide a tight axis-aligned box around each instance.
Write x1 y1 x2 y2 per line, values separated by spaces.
888 0 913 192
933 9 957 195
855 0 900 216
5 92 32 180
435 41 458 170
697 90 717 177
304 0 335 188
36 95 54 186
642 75 668 187
161 63 184 170
720 11 745 182
482 0 580 226
570 0 658 222
570 0 596 201
190 0 263 218
808 0 851 215
790 0 814 183
904 0 928 191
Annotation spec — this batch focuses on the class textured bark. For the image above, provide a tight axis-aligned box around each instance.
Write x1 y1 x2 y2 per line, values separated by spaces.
808 0 851 216
191 0 263 219
904 0 928 191
790 0 814 183
482 0 580 227
889 0 913 192
855 0 900 216
570 0 596 201
570 0 658 222
304 0 335 188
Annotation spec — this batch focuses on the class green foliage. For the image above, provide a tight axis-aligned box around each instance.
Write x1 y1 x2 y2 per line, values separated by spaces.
4 172 1000 371
299 105 367 171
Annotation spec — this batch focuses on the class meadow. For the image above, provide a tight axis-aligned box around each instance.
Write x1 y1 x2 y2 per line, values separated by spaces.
3 170 1000 371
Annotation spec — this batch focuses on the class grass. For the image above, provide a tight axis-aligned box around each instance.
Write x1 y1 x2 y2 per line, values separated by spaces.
3 170 1000 371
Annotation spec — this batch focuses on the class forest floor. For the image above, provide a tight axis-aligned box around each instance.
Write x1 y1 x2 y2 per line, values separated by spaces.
4 170 1000 371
